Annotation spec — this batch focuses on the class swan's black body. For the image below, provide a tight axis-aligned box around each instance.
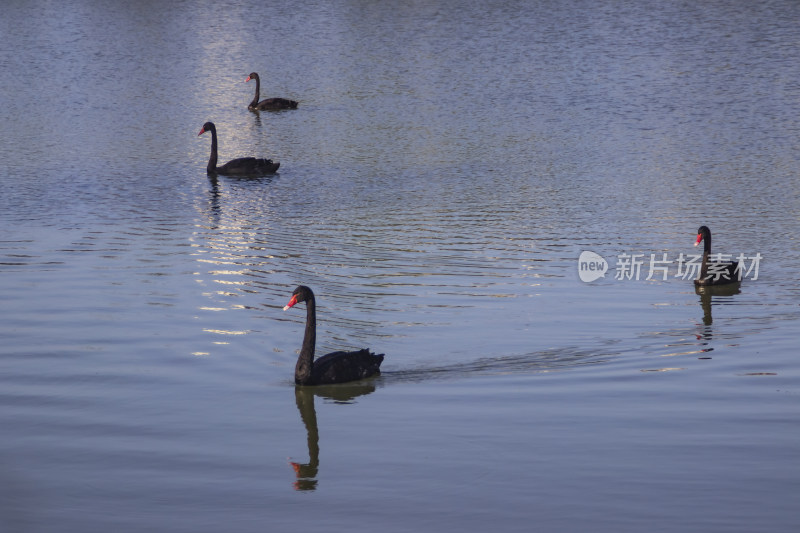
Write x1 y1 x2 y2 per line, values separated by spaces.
284 286 384 385
246 72 298 111
694 226 740 286
198 122 279 176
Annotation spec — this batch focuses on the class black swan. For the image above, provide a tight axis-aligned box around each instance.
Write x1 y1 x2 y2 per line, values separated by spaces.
694 225 740 286
283 285 384 385
198 122 279 176
245 72 298 111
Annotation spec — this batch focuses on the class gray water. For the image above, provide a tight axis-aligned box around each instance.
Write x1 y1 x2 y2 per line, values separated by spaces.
2 1 800 531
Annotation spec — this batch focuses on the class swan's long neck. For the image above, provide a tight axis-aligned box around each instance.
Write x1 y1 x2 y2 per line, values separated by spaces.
700 232 711 279
250 76 261 107
207 126 218 173
295 295 316 385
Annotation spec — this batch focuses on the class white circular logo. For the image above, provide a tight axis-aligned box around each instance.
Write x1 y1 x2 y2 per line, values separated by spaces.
578 251 608 282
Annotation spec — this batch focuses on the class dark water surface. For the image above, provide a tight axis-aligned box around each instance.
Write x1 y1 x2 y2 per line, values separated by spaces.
2 1 800 531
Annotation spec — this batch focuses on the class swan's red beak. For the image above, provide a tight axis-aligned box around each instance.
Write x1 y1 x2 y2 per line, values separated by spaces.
694 234 702 246
198 127 206 136
283 294 299 311
245 76 252 83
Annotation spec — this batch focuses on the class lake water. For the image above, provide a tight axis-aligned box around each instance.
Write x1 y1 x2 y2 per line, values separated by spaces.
2 0 799 531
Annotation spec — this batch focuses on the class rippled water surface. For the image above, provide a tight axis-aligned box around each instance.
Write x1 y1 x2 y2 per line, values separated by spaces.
2 1 800 532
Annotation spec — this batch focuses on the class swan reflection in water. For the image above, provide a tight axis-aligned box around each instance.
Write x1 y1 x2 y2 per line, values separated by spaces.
289 382 379 491
695 282 741 347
